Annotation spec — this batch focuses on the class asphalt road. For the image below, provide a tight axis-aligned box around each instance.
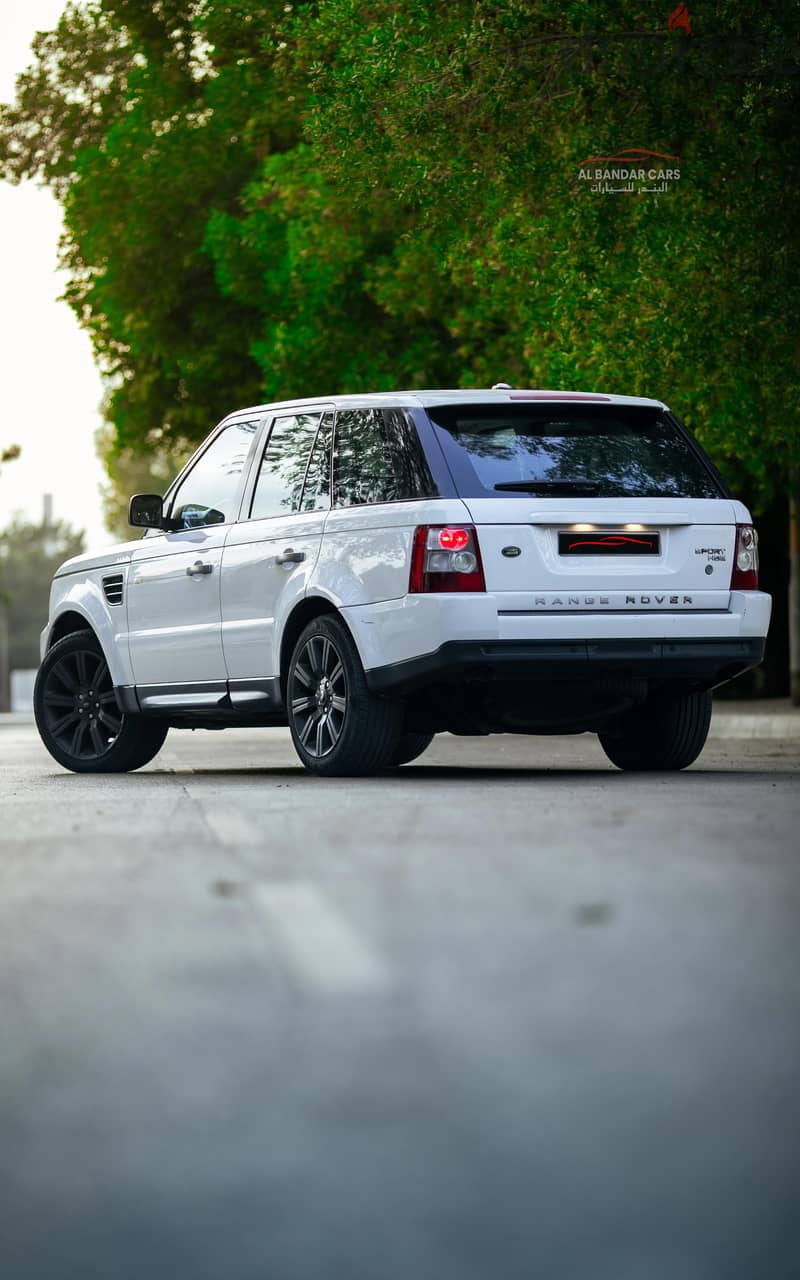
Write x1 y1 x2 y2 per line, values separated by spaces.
1 718 799 1280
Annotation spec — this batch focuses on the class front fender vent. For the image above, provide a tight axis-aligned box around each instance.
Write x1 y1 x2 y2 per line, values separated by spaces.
102 573 124 606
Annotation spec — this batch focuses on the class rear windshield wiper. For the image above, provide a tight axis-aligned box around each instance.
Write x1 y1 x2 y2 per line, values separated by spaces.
493 480 601 496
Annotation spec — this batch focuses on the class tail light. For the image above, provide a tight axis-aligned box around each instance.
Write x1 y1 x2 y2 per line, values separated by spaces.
730 523 759 590
409 525 486 593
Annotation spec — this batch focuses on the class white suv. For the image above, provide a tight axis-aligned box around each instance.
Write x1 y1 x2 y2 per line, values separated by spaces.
35 389 771 775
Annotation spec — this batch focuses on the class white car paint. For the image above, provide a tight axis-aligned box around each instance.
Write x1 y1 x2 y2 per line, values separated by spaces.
127 525 228 685
221 508 326 683
40 390 772 708
312 499 472 607
339 585 772 673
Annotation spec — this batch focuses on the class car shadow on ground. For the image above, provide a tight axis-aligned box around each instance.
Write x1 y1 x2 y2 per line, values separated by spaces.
122 763 799 782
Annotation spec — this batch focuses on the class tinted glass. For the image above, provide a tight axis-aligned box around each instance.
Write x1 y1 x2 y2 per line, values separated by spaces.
250 412 322 520
300 412 333 512
428 404 722 499
170 420 259 529
333 407 437 507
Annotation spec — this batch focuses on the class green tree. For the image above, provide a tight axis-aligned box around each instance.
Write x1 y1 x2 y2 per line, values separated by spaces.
0 1 274 460
287 0 800 505
0 516 85 671
0 1 456 476
1 0 797 509
1 444 21 472
94 422 189 540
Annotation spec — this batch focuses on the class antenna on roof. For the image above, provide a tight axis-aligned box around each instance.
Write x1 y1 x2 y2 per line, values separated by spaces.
491 382 513 390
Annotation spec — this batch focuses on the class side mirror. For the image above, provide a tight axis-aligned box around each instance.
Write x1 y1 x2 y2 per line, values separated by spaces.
129 493 166 529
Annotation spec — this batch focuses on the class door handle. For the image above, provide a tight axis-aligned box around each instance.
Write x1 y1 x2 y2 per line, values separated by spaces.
276 548 306 567
186 560 213 576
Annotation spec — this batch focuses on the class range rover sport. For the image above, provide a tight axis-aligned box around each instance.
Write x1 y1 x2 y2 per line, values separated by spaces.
34 389 771 775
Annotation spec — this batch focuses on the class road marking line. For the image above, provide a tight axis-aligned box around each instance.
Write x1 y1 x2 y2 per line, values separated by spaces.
203 808 262 846
252 881 388 994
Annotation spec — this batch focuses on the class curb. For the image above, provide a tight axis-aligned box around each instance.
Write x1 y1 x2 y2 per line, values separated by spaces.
710 699 800 740
0 713 35 727
708 715 800 740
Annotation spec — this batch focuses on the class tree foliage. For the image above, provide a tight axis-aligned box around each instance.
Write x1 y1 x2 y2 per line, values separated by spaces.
95 421 190 539
0 0 797 513
0 517 85 669
1 444 21 473
290 0 800 499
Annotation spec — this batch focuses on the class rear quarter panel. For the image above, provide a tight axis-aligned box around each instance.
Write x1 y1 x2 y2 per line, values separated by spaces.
310 499 473 607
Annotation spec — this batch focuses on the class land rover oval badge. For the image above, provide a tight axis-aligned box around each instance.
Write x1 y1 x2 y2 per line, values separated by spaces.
502 546 521 557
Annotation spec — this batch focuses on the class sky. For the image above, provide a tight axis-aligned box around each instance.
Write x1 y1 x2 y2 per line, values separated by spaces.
0 1 112 549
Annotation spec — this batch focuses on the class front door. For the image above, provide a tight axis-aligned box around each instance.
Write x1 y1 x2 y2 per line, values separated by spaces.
127 417 261 701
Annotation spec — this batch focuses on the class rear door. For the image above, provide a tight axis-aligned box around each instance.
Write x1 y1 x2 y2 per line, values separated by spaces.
220 409 333 703
426 400 737 613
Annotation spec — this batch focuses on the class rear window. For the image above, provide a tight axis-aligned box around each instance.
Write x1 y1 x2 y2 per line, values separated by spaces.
427 404 722 499
333 407 438 507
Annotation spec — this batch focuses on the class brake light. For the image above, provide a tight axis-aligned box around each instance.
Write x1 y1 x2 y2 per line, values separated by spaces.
438 527 470 551
509 392 611 402
409 525 486 593
730 523 759 590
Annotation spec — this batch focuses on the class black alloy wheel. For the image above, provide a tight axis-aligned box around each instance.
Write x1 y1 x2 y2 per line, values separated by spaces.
289 630 348 760
39 643 121 762
35 629 168 774
287 616 403 776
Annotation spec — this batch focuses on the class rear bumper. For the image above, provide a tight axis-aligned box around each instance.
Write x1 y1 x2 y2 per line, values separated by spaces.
365 636 767 694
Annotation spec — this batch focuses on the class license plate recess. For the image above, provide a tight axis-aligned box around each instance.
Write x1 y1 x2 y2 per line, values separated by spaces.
558 531 660 556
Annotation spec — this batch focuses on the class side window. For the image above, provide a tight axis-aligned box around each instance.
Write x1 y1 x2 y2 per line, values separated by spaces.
250 412 321 521
170 420 259 530
333 407 437 507
300 412 333 512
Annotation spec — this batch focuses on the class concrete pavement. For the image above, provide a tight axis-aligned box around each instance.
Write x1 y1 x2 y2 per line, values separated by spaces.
0 720 798 1279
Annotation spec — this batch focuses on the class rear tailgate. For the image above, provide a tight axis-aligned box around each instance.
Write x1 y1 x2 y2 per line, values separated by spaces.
461 498 737 611
424 396 739 613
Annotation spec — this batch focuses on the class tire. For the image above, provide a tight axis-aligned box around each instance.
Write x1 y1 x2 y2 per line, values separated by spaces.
390 731 435 766
286 616 403 776
598 688 712 772
34 629 168 774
